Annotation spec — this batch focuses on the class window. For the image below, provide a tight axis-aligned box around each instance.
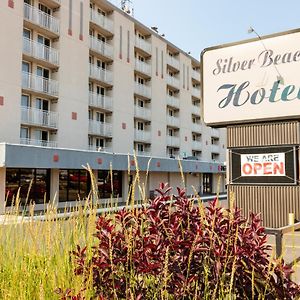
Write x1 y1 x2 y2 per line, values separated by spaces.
137 77 144 85
35 98 49 111
97 170 122 198
38 4 51 15
95 138 104 148
88 110 93 120
96 86 105 95
137 143 144 152
137 99 144 107
168 109 174 117
97 59 105 69
137 122 144 131
34 129 48 143
96 112 104 122
203 173 213 194
168 128 174 136
22 61 30 73
97 8 106 16
168 89 173 96
20 127 29 139
21 95 30 107
97 34 106 43
37 66 49 79
23 29 31 39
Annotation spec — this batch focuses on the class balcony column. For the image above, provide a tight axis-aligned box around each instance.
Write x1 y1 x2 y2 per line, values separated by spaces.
0 167 6 214
50 169 59 207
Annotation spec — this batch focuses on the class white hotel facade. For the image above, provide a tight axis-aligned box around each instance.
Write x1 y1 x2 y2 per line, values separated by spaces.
0 0 226 212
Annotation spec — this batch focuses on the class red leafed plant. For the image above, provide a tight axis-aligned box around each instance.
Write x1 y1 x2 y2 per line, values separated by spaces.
57 183 300 299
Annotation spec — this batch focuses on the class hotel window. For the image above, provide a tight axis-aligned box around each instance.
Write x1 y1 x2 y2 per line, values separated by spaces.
20 127 29 139
97 170 122 198
137 99 144 107
96 86 105 95
137 143 144 152
35 98 49 111
96 138 104 148
137 121 144 131
37 66 50 79
137 77 144 85
38 4 51 15
21 94 30 107
96 112 104 122
23 28 31 39
22 61 30 73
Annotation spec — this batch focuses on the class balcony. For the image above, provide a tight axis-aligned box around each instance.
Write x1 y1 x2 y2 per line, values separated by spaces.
135 149 151 157
134 82 151 99
90 9 113 34
166 96 180 109
135 59 151 76
89 120 112 137
23 37 59 67
167 75 180 89
211 144 220 153
192 141 202 150
191 105 201 115
89 92 113 111
211 128 220 138
191 123 202 133
22 72 59 98
23 3 60 36
134 130 151 143
166 116 180 128
192 69 201 81
166 136 180 147
20 138 57 148
135 36 151 54
166 56 180 70
88 145 112 152
90 36 113 60
192 87 200 98
21 107 58 129
134 106 151 120
89 64 113 86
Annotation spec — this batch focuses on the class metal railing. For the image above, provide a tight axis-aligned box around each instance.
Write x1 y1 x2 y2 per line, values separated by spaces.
88 145 112 152
89 64 113 85
89 92 113 111
24 3 60 34
166 75 180 88
20 138 57 148
135 59 151 76
135 36 151 53
211 144 220 153
134 82 151 98
166 96 180 108
90 9 113 33
211 128 220 138
166 55 180 70
166 115 180 127
134 106 151 120
192 69 200 80
88 120 112 137
166 136 180 147
89 36 113 58
191 123 202 133
135 150 151 157
134 129 151 142
22 72 59 97
21 107 58 128
191 105 200 115
192 87 200 98
23 37 59 66
192 141 202 150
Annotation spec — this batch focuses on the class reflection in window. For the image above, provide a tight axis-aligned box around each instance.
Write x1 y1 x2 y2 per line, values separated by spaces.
97 170 122 198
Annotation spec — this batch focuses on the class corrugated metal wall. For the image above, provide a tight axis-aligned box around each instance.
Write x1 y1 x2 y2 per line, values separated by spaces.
227 121 300 148
227 121 300 228
229 185 300 228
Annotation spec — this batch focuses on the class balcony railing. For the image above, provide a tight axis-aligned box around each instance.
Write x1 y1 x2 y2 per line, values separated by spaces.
89 92 113 111
211 144 220 153
89 36 113 59
166 136 180 147
166 116 180 127
134 82 151 98
135 150 151 156
134 106 151 120
211 128 220 138
192 87 200 98
89 64 113 85
192 141 202 150
21 107 58 128
166 55 180 70
135 59 151 76
192 69 200 81
134 130 151 142
191 123 202 133
135 36 151 54
88 120 112 137
20 138 57 148
88 145 112 152
24 3 60 35
167 75 180 89
22 72 59 97
191 105 201 115
166 96 180 109
90 9 113 33
23 37 59 66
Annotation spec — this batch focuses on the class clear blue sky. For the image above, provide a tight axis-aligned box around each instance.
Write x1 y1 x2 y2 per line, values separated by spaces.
110 0 300 60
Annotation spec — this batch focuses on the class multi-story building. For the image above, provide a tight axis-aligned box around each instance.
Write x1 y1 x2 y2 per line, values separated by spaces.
0 0 226 212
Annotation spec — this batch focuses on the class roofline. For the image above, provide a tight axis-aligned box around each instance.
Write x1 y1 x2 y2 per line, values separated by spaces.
98 0 200 64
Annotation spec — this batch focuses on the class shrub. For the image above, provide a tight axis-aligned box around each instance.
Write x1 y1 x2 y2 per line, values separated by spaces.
58 183 300 299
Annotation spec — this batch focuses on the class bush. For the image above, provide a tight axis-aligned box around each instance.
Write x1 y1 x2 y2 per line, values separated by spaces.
58 183 300 299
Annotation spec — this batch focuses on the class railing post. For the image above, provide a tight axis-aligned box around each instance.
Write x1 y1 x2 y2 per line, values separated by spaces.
275 231 283 259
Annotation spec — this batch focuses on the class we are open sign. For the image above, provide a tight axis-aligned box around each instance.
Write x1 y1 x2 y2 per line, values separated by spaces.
240 153 285 176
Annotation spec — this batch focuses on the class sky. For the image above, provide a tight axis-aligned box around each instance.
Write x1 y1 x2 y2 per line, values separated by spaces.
110 0 300 60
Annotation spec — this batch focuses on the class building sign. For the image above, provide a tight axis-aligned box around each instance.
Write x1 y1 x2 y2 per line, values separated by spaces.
201 29 300 126
231 146 297 185
240 153 285 176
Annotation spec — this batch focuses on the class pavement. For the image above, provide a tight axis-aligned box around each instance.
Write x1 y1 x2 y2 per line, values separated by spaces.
267 231 300 284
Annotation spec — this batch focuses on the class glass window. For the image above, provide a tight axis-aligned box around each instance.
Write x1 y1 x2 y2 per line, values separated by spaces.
20 127 29 139
97 170 122 198
23 29 31 39
21 95 30 107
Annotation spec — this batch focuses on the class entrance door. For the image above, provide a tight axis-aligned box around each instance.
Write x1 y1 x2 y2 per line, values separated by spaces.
203 173 213 194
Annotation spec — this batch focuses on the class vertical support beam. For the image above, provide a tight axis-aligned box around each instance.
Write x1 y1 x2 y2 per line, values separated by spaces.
50 169 59 207
275 232 283 259
0 167 6 214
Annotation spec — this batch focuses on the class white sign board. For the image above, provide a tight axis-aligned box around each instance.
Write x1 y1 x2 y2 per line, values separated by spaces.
202 29 300 125
240 153 285 177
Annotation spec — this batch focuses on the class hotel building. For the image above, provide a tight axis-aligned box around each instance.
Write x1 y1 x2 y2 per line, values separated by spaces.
0 0 226 212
